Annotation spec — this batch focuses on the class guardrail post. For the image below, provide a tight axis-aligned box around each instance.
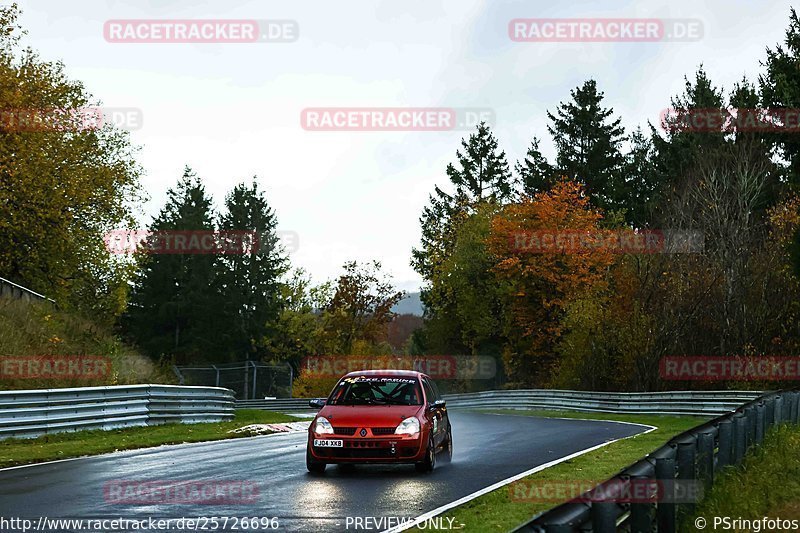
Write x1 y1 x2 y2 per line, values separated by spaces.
717 419 733 470
744 406 756 452
765 397 775 428
775 396 783 426
697 430 714 489
732 414 747 464
755 403 765 445
654 447 677 533
591 502 617 531
626 460 656 533
782 393 792 424
675 435 697 523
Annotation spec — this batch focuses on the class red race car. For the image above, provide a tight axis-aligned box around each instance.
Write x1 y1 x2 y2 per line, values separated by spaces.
306 370 452 473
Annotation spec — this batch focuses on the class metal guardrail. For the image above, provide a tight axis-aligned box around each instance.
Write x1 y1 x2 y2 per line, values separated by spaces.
514 388 799 532
441 389 764 417
0 276 55 304
0 384 235 439
236 390 763 417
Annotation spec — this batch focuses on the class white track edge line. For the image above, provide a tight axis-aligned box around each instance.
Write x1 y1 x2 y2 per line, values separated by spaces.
382 423 657 533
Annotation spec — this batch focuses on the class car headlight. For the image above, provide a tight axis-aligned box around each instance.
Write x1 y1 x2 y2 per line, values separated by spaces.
314 416 334 435
395 416 421 435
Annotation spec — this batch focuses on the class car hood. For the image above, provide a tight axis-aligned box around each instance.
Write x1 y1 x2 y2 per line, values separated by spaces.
317 404 422 426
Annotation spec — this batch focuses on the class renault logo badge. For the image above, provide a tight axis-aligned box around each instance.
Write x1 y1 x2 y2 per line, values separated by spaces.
360 428 367 437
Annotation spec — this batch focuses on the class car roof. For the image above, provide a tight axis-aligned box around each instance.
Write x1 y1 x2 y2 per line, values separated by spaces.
342 369 427 379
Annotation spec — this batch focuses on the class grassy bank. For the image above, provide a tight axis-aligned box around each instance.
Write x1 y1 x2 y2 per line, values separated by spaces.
691 423 800 528
436 409 704 532
0 409 300 469
0 297 173 388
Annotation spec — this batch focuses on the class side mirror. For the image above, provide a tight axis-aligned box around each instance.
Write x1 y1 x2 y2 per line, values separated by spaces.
429 399 446 409
309 398 326 409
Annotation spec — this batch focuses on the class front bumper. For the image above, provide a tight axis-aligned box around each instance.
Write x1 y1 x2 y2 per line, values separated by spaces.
307 432 425 463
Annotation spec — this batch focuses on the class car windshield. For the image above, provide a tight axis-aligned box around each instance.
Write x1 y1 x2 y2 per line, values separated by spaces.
327 376 422 406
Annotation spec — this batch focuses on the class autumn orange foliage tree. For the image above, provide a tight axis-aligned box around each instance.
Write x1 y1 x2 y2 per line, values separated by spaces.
487 179 614 386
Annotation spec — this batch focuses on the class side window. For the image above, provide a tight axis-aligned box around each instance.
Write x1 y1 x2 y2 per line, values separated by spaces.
422 379 436 404
430 380 443 402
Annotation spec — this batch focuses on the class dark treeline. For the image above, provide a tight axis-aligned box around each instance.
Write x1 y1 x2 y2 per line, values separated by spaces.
410 10 800 391
3 3 800 392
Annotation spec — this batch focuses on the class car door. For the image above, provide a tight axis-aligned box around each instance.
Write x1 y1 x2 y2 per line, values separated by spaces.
430 379 448 437
422 378 444 446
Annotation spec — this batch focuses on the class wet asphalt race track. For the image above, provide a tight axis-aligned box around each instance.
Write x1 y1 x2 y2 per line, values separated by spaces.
0 412 647 532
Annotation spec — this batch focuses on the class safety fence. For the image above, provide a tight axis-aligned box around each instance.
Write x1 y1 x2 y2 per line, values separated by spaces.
235 389 763 417
514 388 798 532
174 362 293 400
0 384 235 440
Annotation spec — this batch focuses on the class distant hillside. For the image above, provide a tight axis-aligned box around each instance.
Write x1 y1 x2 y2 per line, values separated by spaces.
392 291 424 316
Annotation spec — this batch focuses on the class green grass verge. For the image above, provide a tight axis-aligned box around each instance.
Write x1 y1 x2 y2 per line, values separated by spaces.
436 409 704 532
690 423 800 528
0 409 301 469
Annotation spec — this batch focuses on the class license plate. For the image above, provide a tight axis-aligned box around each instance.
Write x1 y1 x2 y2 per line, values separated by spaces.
314 439 343 448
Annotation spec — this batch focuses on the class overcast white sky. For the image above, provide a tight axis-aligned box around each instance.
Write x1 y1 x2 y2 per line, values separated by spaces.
16 0 798 292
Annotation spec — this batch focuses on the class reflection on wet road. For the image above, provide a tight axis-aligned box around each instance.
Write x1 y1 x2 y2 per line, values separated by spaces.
0 411 646 532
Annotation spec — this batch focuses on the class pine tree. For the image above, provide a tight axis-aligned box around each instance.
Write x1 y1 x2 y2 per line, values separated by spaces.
622 128 660 226
125 167 217 363
650 67 726 187
514 137 555 197
411 123 511 355
214 180 288 363
547 79 626 212
445 122 513 203
760 8 800 187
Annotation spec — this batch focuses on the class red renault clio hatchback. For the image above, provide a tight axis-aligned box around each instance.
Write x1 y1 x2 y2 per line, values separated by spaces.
306 370 452 473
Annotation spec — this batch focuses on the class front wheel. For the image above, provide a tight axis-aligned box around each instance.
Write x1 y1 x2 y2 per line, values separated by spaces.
306 447 326 474
415 435 436 473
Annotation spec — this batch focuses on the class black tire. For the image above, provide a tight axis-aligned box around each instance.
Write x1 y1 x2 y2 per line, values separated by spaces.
440 426 453 463
306 447 326 474
415 435 436 473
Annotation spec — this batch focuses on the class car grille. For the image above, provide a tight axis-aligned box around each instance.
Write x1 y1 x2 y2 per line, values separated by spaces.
333 427 356 436
370 427 396 435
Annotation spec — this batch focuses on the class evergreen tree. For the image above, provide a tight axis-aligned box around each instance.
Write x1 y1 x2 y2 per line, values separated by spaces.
125 167 216 363
411 123 511 355
514 137 556 197
547 79 626 212
445 122 513 203
650 67 727 189
214 180 288 363
760 8 800 187
622 128 660 226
